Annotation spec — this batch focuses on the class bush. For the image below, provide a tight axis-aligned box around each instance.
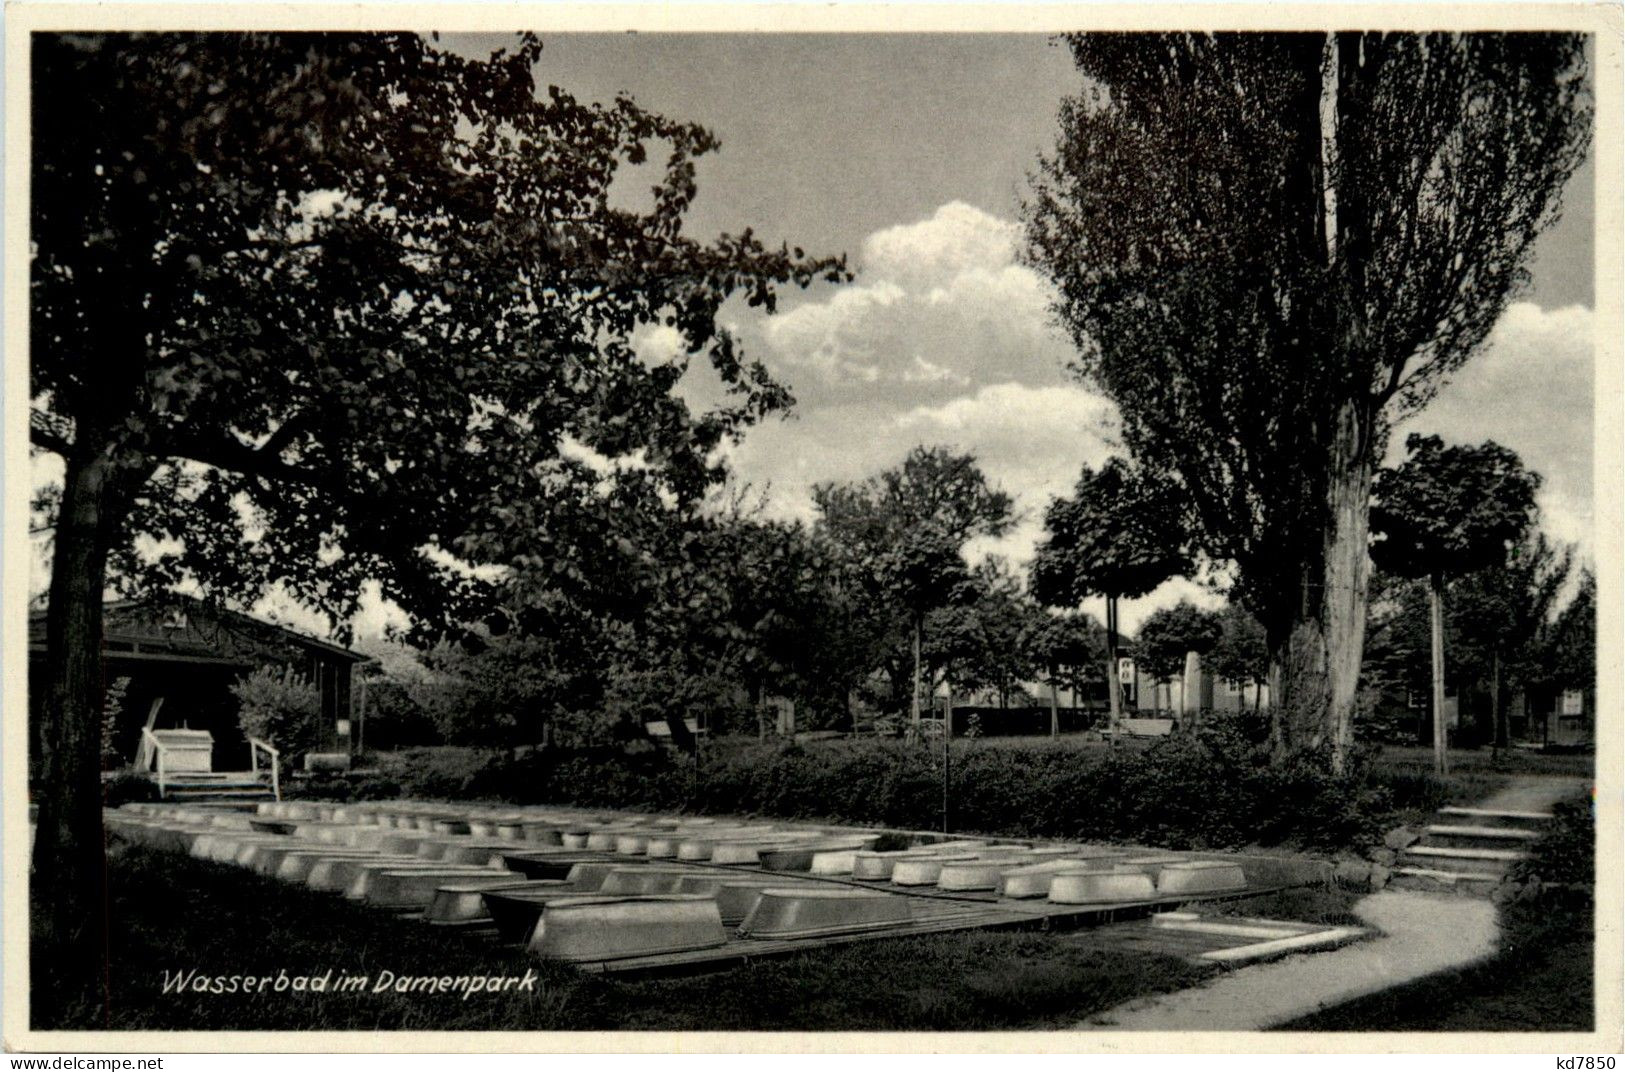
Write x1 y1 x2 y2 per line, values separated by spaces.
384 747 495 798
1514 793 1593 892
103 770 159 808
231 666 322 761
354 721 1421 853
359 678 440 751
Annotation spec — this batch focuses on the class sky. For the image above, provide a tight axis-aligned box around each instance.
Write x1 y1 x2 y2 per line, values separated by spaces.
30 33 1598 639
462 32 1596 635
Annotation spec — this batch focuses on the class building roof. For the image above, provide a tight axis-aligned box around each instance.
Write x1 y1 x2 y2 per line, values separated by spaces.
28 596 372 667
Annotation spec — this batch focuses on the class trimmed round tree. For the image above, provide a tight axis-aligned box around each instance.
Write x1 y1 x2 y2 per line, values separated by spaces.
1019 609 1102 736
1370 435 1540 773
1030 458 1191 734
1135 601 1223 721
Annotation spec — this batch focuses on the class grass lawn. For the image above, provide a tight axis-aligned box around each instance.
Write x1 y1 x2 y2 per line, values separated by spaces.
1369 745 1593 780
33 843 1213 1032
1203 885 1364 927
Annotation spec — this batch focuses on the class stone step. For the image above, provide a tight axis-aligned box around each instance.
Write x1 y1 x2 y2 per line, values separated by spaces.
1390 866 1500 895
1399 844 1525 875
163 787 276 800
1438 805 1553 825
1403 844 1526 861
1422 824 1542 849
1425 824 1540 840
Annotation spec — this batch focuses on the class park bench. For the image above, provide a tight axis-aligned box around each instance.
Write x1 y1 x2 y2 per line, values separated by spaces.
643 717 706 744
1109 717 1176 738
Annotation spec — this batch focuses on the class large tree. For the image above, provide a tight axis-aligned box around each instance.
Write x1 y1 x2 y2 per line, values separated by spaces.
29 32 841 1002
1029 457 1191 733
1025 32 1590 769
813 446 1013 735
1370 435 1541 772
925 559 1036 717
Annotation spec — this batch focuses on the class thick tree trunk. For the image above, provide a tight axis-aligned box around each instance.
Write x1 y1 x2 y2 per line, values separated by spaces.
1104 596 1122 741
1429 572 1449 776
1268 402 1373 774
1265 35 1375 775
1320 404 1372 774
33 449 121 1018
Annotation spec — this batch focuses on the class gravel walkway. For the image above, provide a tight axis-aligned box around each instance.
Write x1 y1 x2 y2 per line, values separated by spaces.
1078 889 1499 1030
1078 774 1586 1030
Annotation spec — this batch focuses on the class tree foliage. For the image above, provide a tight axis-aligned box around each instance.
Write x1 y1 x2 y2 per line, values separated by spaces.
1029 458 1191 607
1364 534 1578 744
1207 602 1271 692
1020 611 1103 685
33 32 845 630
28 30 843 996
814 447 1013 728
1544 568 1595 691
1371 434 1543 582
924 559 1036 704
1134 601 1223 685
1449 533 1572 691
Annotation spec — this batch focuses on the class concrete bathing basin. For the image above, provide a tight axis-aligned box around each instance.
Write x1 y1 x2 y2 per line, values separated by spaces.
527 895 728 962
737 887 916 939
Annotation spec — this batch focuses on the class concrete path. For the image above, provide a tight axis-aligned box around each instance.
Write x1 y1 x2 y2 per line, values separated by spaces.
1472 774 1590 813
1078 889 1500 1030
1079 774 1585 1030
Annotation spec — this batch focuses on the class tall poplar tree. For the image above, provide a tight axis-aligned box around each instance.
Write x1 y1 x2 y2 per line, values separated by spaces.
1025 32 1589 768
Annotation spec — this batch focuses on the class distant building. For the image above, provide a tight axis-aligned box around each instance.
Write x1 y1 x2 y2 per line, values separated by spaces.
1511 683 1594 749
28 597 371 777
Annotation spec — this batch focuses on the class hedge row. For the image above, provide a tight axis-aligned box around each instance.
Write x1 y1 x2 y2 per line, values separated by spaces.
328 723 1447 853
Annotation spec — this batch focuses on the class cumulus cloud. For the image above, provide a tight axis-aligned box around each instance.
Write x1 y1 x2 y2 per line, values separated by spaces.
754 201 1077 406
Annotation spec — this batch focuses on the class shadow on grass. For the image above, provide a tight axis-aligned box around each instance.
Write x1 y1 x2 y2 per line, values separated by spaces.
33 842 1212 1032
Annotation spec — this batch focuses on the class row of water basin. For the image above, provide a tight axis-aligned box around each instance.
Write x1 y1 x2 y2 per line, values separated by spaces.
107 800 1253 965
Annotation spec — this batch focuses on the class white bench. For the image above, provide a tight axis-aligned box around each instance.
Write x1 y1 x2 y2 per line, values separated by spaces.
644 718 705 741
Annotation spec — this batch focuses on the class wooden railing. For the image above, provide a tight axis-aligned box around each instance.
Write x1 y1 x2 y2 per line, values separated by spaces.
249 738 281 801
141 727 169 798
